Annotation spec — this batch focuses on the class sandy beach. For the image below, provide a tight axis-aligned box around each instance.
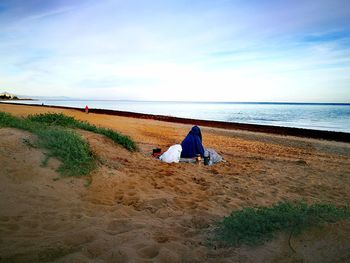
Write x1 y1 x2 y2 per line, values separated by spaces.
1 103 350 262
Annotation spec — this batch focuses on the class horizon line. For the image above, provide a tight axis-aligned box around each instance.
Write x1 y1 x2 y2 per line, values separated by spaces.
4 98 350 105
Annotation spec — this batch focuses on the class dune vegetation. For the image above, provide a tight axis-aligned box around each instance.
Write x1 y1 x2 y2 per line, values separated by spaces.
27 112 136 151
211 201 350 248
0 111 136 176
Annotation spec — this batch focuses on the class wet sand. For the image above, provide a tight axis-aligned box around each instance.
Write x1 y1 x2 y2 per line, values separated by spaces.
1 103 350 262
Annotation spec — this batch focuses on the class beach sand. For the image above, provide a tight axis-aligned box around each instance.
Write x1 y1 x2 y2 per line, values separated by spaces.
1 103 350 262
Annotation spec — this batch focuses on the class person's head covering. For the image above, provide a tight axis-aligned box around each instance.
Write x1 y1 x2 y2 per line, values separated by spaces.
189 125 202 141
180 126 204 158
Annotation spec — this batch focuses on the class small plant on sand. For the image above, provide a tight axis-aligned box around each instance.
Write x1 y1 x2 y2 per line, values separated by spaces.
210 201 350 247
27 113 136 151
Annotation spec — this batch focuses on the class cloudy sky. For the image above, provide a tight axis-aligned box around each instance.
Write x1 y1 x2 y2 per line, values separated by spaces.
0 0 349 102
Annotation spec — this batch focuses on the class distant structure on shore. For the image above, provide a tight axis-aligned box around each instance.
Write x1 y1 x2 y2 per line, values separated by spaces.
0 92 18 100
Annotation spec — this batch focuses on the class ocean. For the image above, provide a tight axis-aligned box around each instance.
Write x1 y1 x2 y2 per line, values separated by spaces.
3 100 350 133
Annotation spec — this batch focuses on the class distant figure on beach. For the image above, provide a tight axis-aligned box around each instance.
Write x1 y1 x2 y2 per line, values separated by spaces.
180 126 205 158
85 105 89 114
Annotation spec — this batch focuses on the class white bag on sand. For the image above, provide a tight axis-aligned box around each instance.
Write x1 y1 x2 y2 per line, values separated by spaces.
159 144 182 163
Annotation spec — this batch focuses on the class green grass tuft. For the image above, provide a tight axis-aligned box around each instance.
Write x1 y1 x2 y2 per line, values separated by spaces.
0 112 95 176
37 128 95 176
28 113 136 151
211 201 350 247
1 111 136 176
0 111 41 132
27 112 80 127
0 111 17 127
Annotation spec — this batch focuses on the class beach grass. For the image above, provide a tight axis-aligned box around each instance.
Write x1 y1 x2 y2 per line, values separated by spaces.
211 201 350 247
37 128 95 176
27 113 136 151
0 111 136 176
0 111 95 176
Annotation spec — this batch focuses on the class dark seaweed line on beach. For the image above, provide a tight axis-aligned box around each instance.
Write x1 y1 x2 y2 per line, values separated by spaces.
2 102 350 143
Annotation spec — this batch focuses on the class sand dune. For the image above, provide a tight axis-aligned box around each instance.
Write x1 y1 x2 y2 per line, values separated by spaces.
1 103 350 262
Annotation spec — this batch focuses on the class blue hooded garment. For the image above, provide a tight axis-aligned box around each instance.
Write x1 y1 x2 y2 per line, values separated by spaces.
180 126 205 158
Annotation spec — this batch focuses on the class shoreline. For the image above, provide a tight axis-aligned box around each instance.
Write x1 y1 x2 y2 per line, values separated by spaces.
1 101 350 142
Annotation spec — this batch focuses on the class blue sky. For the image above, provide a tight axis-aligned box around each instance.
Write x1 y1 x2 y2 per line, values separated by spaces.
0 0 349 102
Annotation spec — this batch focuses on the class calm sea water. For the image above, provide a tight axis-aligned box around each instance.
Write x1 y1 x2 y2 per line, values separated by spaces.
3 100 350 133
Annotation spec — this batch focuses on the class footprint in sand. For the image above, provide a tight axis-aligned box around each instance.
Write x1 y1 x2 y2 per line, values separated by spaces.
153 232 170 243
117 193 141 207
210 168 220 175
156 248 181 263
136 244 160 259
192 177 209 188
22 220 39 229
0 216 10 222
63 230 95 247
192 177 210 191
103 249 129 263
180 216 210 231
1 223 20 232
106 219 138 235
135 198 168 213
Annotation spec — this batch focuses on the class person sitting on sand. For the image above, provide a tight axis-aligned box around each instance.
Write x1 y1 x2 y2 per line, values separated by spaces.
180 126 205 158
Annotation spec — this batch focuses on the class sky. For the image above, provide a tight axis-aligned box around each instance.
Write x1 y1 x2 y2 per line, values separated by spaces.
0 0 349 102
